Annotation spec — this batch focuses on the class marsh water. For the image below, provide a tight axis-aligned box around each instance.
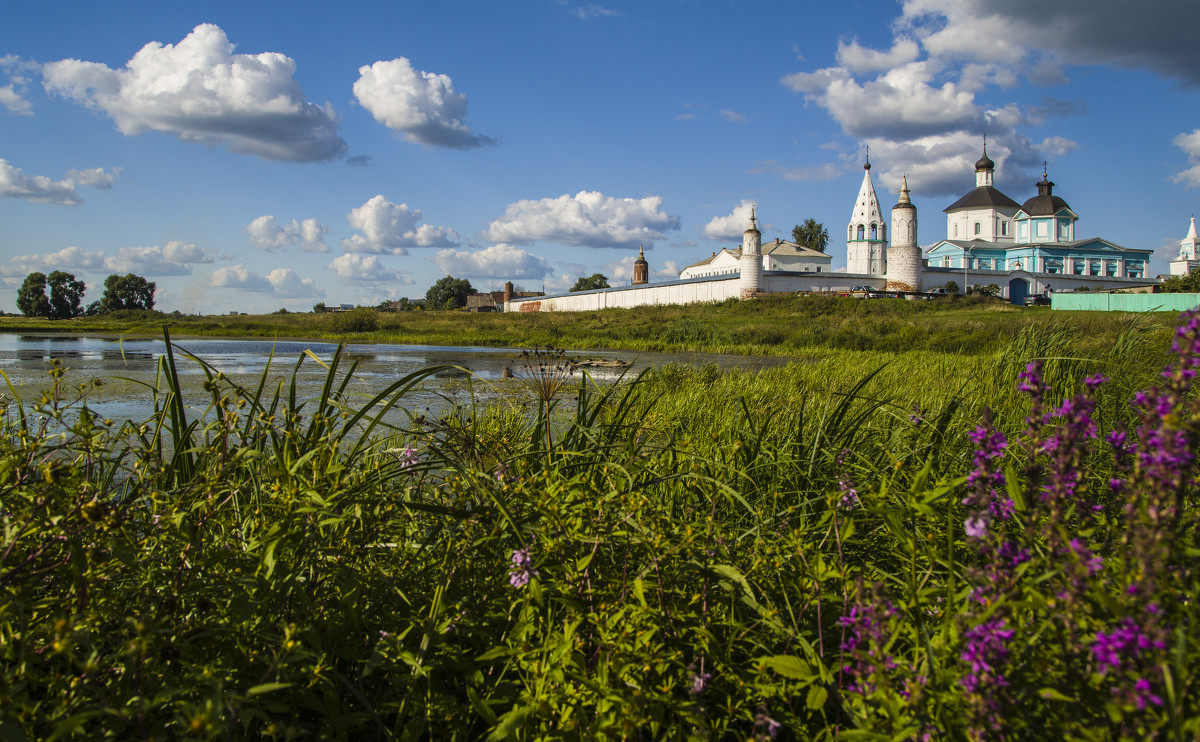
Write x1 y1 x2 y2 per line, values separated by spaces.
0 334 797 425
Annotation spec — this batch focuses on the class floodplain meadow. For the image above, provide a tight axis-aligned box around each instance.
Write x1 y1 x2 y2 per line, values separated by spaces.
1 306 1198 739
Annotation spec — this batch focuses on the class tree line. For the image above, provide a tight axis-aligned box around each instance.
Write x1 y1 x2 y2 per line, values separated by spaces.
16 272 156 319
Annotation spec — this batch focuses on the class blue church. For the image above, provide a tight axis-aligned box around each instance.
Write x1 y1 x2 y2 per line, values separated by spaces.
924 147 1152 300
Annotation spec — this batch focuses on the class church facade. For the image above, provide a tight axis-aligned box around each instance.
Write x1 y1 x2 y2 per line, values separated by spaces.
922 149 1152 297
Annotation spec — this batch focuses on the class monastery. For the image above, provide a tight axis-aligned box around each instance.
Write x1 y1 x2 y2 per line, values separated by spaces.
505 148 1158 312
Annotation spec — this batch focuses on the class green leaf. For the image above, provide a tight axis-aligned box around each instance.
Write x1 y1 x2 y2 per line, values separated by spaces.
247 682 295 696
760 655 812 680
806 684 829 710
1038 687 1075 702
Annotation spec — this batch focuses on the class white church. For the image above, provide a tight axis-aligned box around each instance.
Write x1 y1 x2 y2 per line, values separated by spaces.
505 148 1160 313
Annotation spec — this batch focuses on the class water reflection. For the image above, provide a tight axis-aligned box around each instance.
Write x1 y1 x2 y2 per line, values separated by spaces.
0 334 797 424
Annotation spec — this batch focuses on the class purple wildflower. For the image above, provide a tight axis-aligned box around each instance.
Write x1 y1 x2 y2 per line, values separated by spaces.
689 672 712 695
960 618 1014 694
399 445 419 470
753 708 781 739
837 594 898 695
508 548 537 588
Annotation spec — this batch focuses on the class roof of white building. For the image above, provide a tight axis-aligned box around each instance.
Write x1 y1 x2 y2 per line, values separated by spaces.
681 239 829 271
927 237 1152 255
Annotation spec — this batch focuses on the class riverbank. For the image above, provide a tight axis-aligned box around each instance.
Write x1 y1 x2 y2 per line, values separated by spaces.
0 293 1181 357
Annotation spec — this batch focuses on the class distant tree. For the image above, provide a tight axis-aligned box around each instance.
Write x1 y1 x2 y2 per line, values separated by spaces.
425 276 474 310
16 272 51 318
968 283 1001 297
792 218 830 253
47 271 86 319
84 301 102 317
397 297 411 311
944 280 960 295
99 273 155 312
313 302 327 313
570 273 610 292
1161 268 1200 293
273 307 290 315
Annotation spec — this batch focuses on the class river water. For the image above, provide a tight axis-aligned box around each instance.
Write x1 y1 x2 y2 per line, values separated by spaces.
0 334 797 425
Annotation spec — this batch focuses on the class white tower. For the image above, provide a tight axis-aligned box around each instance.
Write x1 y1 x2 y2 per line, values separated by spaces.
1170 217 1200 276
886 176 921 292
846 154 887 275
739 208 763 299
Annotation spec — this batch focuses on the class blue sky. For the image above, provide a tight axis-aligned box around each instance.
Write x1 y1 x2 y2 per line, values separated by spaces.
1 0 1198 314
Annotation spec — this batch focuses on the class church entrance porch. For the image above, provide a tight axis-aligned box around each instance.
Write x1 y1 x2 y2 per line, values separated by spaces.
1008 278 1031 305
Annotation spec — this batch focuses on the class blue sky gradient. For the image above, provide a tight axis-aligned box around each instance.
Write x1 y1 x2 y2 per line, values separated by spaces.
1 0 1198 313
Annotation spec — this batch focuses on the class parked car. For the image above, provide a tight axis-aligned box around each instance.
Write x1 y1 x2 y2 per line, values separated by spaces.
1024 294 1051 306
927 287 951 296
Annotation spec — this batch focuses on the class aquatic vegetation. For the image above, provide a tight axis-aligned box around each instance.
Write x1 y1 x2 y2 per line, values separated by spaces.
0 316 1198 739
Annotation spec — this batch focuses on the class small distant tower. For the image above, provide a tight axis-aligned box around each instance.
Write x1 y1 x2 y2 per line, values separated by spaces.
739 208 763 299
503 281 514 304
886 176 921 292
846 151 888 275
1170 217 1200 276
632 245 649 285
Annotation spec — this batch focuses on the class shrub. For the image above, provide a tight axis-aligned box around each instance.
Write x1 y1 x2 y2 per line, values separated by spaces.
329 307 379 333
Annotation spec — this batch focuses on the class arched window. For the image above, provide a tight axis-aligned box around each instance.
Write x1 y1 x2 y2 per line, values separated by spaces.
857 225 864 240
974 222 981 235
848 225 854 240
954 224 959 237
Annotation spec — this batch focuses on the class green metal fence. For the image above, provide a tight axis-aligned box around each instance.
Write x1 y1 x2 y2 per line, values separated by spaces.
1051 293 1200 312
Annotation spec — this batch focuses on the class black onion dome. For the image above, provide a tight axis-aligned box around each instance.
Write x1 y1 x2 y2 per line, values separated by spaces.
1020 175 1071 216
975 150 995 171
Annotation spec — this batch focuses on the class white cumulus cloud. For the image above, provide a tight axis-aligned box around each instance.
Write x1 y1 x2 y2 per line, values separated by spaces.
1 246 107 276
104 241 213 276
243 215 329 252
341 195 458 255
0 159 120 204
702 201 758 241
1171 129 1200 188
210 265 324 297
328 253 414 284
483 191 680 249
353 58 494 150
431 244 551 279
42 24 345 162
0 55 35 115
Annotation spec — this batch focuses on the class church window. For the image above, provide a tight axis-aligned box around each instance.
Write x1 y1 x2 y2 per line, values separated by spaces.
1089 260 1100 276
978 258 992 270
954 223 959 237
1001 221 1009 236
870 224 877 240
1044 258 1063 274
1105 260 1117 277
849 225 854 240
857 225 864 240
1037 222 1048 238
974 222 981 236
942 256 951 267
1073 259 1085 275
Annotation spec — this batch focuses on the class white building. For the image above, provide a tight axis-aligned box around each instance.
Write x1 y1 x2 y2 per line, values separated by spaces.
1169 217 1200 276
846 157 888 275
679 237 831 279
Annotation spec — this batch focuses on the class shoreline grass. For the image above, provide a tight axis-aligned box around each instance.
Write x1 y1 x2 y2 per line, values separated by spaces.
0 294 1180 358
